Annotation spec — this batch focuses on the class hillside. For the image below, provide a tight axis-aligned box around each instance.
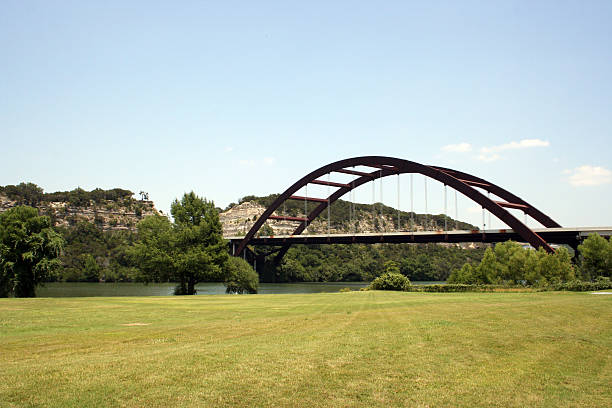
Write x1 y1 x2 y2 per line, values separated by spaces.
220 194 477 237
0 183 159 231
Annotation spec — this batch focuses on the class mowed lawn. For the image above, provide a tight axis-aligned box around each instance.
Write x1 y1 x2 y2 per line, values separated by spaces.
1 291 611 407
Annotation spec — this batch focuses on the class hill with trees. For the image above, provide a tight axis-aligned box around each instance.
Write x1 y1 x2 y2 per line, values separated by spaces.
0 182 159 231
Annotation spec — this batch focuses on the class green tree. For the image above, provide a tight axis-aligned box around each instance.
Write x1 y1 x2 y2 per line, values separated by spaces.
224 257 259 294
129 193 229 295
578 233 612 279
0 206 64 297
384 260 400 274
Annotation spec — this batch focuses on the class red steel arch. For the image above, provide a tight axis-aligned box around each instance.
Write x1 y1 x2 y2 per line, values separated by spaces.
234 156 561 257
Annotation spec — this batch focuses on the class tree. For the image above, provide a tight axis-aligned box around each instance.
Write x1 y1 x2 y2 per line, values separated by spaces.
1 182 43 206
384 260 400 274
0 206 64 297
578 233 612 279
129 192 229 295
224 257 259 294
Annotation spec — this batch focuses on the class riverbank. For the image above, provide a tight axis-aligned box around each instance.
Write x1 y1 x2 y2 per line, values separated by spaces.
35 281 444 297
1 291 610 407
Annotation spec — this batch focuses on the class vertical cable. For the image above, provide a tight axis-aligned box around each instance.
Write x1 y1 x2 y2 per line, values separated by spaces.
304 184 308 233
482 207 486 231
380 170 383 232
349 182 353 231
444 184 447 232
327 173 331 235
487 192 491 229
410 174 414 232
454 190 458 230
372 175 376 230
424 176 428 231
350 182 354 233
397 174 400 231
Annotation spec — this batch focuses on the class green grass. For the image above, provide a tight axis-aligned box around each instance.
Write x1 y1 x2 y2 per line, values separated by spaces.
1 291 611 407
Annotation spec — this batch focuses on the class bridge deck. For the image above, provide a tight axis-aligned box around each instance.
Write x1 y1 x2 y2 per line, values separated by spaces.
227 227 612 247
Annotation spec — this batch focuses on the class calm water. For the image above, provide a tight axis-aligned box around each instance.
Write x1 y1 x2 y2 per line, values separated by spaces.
36 281 444 297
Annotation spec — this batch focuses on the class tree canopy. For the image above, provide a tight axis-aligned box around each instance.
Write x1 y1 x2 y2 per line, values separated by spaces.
448 241 575 285
578 233 612 279
129 192 228 295
0 206 64 297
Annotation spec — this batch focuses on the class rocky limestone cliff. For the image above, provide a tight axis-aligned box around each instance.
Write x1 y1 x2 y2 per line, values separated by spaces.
219 200 453 237
0 193 159 231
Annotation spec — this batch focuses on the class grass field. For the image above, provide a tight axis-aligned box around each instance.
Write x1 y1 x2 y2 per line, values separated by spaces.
1 291 611 407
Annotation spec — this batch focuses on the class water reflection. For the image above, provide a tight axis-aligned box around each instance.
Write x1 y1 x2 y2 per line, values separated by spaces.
37 281 443 297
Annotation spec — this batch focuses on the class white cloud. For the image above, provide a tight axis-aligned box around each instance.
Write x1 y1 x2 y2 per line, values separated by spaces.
477 153 501 162
238 159 256 167
442 143 472 153
263 157 276 166
566 165 612 186
224 146 234 153
481 138 550 153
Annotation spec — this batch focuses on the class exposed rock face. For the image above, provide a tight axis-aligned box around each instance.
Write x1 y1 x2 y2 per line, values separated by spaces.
0 195 14 213
219 201 301 236
219 200 435 237
0 194 159 231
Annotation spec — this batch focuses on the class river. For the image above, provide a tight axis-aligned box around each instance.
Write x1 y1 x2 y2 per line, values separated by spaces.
36 281 444 297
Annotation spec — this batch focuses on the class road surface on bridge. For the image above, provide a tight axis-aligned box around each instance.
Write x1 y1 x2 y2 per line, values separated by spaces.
226 227 612 248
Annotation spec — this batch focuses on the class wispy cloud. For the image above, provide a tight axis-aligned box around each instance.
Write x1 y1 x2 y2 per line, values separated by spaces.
565 165 612 186
476 138 550 162
263 157 276 166
481 138 550 153
224 146 234 153
441 143 472 153
477 153 501 162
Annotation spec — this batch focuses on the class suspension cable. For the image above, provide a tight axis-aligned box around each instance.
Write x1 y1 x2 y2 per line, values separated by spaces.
444 184 447 232
482 207 486 231
424 176 428 231
380 170 383 232
455 190 458 230
350 179 354 233
410 174 414 232
327 173 331 235
372 174 375 230
397 173 400 231
350 181 354 233
487 192 491 229
304 184 308 233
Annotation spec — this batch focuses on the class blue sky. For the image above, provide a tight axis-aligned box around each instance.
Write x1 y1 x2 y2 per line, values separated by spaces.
1 1 611 228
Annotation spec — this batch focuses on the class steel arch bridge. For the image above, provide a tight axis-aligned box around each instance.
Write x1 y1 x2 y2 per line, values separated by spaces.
233 156 561 260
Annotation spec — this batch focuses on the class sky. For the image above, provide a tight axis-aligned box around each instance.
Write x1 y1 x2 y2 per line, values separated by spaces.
1 1 611 229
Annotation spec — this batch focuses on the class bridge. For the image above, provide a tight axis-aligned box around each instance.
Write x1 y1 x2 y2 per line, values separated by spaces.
228 227 612 249
231 156 610 262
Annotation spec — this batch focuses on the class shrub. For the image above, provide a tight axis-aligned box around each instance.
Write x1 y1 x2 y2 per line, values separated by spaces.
542 277 612 292
224 257 259 294
369 272 410 291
